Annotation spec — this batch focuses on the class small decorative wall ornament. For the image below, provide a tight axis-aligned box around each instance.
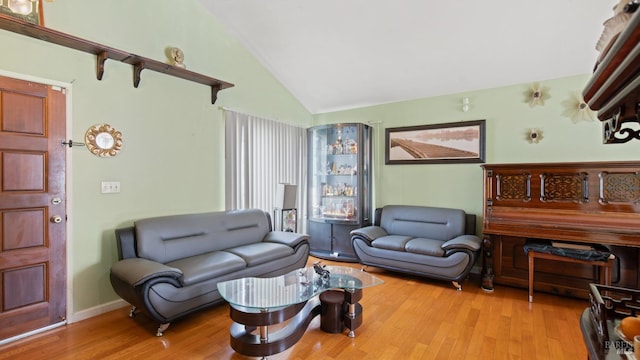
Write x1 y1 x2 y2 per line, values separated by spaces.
561 93 596 123
525 83 551 107
461 97 470 112
526 128 543 144
0 0 44 25
85 123 123 157
165 47 186 69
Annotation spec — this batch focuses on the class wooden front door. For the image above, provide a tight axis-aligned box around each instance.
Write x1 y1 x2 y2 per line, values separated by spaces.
0 75 67 340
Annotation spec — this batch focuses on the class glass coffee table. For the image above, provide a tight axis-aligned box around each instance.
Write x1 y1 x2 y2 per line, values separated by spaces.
217 264 383 357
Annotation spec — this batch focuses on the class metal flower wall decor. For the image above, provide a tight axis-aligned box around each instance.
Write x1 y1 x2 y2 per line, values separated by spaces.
526 128 543 144
525 83 551 107
561 93 596 123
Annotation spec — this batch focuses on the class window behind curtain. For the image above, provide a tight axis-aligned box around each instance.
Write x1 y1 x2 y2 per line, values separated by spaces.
224 109 307 230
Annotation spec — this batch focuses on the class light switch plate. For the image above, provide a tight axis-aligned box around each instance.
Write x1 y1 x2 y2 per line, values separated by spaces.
101 181 121 194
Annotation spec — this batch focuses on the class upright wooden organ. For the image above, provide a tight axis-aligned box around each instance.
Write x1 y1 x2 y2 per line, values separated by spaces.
481 161 640 299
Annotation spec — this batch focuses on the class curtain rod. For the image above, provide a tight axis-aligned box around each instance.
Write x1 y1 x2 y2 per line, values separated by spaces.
218 106 310 128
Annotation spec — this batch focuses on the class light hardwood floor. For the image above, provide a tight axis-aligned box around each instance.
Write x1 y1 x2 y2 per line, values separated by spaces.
0 258 589 359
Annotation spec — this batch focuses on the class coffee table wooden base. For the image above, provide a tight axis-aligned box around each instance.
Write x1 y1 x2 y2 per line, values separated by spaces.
229 299 320 357
228 289 364 357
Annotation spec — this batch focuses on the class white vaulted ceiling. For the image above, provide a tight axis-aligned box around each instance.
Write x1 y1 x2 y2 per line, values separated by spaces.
200 0 615 114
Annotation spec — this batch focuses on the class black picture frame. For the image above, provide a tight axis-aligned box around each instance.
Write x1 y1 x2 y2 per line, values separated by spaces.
385 120 486 165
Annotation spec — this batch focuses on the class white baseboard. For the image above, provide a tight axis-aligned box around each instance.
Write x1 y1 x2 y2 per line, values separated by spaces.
0 322 66 346
68 299 128 323
0 300 127 346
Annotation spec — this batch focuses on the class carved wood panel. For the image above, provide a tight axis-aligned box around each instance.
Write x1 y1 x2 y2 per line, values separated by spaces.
483 162 640 213
599 171 640 204
540 172 588 203
496 174 531 201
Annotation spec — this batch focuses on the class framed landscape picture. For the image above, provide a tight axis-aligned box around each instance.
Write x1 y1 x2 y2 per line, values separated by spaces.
385 119 486 165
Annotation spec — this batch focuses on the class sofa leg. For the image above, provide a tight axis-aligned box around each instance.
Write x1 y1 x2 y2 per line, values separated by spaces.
361 265 368 272
452 281 462 291
156 323 170 337
128 306 137 318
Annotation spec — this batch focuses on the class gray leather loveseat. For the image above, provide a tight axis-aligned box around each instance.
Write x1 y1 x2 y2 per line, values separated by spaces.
109 209 310 336
350 205 481 290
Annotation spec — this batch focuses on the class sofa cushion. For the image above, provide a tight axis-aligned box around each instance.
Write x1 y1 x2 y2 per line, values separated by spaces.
379 205 465 241
405 238 446 257
225 242 295 267
135 209 271 263
166 251 246 286
353 237 470 279
371 235 413 251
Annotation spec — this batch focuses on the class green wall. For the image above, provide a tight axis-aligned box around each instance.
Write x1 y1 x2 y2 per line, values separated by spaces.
313 75 640 223
0 0 311 316
3 0 639 320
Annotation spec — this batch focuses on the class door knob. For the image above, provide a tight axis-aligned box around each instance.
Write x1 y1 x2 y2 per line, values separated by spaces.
50 216 63 224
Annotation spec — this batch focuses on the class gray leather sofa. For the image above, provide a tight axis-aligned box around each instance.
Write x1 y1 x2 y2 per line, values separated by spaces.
109 209 310 336
350 205 481 290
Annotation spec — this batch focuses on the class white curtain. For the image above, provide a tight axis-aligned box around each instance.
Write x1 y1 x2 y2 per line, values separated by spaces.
224 109 307 231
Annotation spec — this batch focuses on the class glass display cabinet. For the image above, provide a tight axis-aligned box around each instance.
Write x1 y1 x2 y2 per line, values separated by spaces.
307 123 372 262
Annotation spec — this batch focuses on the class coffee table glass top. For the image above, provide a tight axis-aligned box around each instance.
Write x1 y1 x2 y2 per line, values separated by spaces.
217 265 383 309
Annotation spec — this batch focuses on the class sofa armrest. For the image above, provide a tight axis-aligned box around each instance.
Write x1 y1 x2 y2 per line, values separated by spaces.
350 226 388 244
263 231 310 248
110 258 183 287
441 235 481 252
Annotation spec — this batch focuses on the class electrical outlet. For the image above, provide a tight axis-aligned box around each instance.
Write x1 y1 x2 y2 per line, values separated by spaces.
101 181 121 194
